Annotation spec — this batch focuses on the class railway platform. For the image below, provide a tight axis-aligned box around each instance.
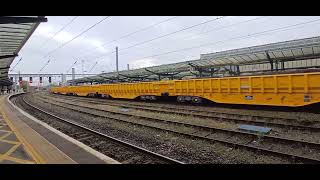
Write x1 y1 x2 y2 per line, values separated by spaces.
0 94 119 164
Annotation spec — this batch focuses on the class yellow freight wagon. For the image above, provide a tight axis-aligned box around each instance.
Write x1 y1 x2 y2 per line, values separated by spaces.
50 72 320 107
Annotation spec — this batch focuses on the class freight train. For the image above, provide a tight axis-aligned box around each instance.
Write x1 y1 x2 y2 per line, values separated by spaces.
50 72 320 107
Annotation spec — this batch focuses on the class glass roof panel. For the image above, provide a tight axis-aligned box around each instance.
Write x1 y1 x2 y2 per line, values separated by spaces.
233 56 247 63
291 49 302 56
255 53 267 59
240 55 252 62
302 47 314 55
271 51 285 58
248 54 259 60
225 57 237 63
282 49 294 57
313 46 320 54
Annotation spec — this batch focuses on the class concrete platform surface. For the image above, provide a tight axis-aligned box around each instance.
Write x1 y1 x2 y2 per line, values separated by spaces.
0 113 36 164
0 94 119 164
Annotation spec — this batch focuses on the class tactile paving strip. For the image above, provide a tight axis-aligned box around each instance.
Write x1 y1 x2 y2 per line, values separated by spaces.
0 114 36 164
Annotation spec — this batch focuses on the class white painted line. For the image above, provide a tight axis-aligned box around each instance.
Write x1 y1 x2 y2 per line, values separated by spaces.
7 93 120 164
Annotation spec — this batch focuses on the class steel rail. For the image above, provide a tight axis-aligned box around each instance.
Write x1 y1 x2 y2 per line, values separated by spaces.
44 93 320 132
18 95 184 164
35 95 320 164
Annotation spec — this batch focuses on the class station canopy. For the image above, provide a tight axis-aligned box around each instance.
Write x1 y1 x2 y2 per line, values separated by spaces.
0 16 47 86
70 35 320 84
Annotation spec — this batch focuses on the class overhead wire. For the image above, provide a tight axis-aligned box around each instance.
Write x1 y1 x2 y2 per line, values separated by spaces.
178 16 268 42
127 17 320 62
9 58 22 72
40 16 79 48
89 16 266 72
88 16 265 73
90 16 227 61
39 57 52 72
41 16 111 59
118 16 269 58
89 61 98 72
7 17 79 74
38 16 111 72
79 16 180 58
66 60 78 73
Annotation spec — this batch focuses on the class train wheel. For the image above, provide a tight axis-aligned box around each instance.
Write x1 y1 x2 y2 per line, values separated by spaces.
191 97 202 104
150 96 157 101
177 96 185 102
101 94 111 99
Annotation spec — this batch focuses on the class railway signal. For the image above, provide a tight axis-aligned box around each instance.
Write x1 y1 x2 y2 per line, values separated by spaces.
29 77 33 83
49 77 52 83
39 77 43 83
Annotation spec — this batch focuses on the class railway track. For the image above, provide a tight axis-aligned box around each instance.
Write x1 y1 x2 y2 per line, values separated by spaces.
43 93 320 132
12 94 184 164
33 93 320 164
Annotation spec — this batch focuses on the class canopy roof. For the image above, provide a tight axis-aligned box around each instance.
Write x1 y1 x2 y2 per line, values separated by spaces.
199 35 320 66
0 16 47 86
69 35 320 84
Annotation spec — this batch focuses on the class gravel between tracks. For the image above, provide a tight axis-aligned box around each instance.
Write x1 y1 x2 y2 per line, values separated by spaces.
25 93 296 164
38 93 320 144
14 95 178 164
46 91 320 122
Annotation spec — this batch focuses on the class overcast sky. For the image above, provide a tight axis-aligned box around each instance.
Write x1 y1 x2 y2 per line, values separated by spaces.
10 16 320 76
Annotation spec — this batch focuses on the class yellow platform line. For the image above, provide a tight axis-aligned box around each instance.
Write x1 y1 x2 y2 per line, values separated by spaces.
0 155 36 164
1 139 21 145
0 129 11 133
3 143 20 157
0 143 22 164
0 96 46 164
2 143 34 164
0 131 12 140
1 143 37 164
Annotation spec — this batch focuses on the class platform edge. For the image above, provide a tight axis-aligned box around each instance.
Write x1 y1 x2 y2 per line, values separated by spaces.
7 93 120 164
